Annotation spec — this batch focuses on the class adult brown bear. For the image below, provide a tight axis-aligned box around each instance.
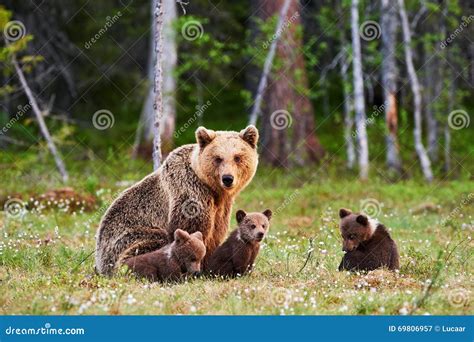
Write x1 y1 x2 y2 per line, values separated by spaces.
95 125 259 275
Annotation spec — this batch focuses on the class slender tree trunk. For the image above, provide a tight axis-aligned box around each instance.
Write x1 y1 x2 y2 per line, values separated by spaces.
340 53 356 169
249 0 291 126
398 0 433 182
424 51 439 162
259 0 324 167
351 0 369 180
152 0 164 170
133 0 176 159
443 4 453 174
444 78 454 173
12 56 69 182
427 10 447 163
381 0 402 174
337 0 355 169
160 0 177 151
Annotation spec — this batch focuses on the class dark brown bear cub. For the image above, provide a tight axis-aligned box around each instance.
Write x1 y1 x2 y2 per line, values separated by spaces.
205 209 272 277
122 229 206 282
338 208 399 272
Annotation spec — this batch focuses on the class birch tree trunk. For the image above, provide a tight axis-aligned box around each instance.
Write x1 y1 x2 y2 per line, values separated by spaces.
444 78 454 173
398 0 433 182
381 0 402 174
340 53 356 169
337 10 356 171
133 0 176 159
249 0 291 126
425 57 439 162
351 0 369 180
12 56 69 182
152 0 164 170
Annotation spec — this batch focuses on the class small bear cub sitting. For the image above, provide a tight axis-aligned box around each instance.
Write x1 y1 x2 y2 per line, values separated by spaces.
338 208 399 272
122 229 206 282
206 209 272 277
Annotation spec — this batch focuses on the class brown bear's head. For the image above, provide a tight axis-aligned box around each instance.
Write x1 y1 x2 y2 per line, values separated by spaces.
172 229 206 275
235 209 272 243
339 208 377 252
191 125 259 195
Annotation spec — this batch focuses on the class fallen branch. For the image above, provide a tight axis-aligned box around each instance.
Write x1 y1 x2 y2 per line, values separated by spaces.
11 55 69 182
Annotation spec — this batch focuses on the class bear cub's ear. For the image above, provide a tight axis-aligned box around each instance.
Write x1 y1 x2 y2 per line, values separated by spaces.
174 229 190 243
195 127 216 149
239 125 259 149
191 231 204 241
339 208 352 219
263 209 272 220
356 214 369 226
236 209 247 224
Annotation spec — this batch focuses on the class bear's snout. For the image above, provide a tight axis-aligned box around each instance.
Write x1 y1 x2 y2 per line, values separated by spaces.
256 232 264 241
222 174 234 188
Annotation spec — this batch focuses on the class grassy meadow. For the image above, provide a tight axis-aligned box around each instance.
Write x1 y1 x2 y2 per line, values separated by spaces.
0 153 472 315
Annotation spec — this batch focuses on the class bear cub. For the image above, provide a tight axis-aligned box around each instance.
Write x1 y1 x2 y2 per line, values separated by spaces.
122 229 206 282
205 209 272 278
338 208 399 272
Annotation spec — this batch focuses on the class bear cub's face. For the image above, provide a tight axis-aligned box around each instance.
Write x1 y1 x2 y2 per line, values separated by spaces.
236 209 272 243
173 229 206 275
339 208 375 252
194 125 259 193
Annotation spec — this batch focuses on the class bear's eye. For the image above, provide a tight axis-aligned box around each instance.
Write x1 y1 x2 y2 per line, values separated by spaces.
251 224 256 229
234 155 241 163
214 157 223 164
348 234 356 240
190 257 197 262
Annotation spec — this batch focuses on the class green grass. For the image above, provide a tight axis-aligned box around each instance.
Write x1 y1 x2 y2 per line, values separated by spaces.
0 154 472 315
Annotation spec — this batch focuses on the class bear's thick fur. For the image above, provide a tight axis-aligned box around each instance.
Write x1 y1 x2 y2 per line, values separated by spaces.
205 209 271 277
95 125 259 275
122 229 206 282
338 208 400 271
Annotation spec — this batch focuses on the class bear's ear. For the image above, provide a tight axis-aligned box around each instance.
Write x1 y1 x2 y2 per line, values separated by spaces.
339 208 352 219
263 209 272 220
239 125 259 149
236 210 247 223
191 231 204 241
174 229 190 243
195 127 216 149
356 215 369 226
